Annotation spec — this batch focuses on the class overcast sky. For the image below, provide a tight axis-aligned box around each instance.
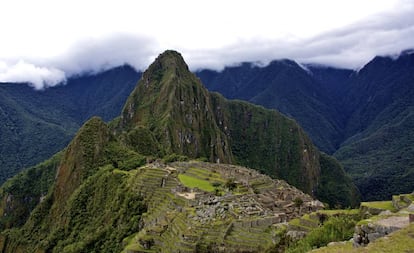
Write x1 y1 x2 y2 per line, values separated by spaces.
0 0 413 89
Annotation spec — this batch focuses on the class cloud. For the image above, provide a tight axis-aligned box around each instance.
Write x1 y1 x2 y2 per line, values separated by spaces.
183 1 414 70
0 1 413 89
0 60 66 90
53 34 160 76
0 35 159 89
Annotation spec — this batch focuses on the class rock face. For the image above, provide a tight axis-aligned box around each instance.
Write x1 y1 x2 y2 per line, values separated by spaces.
353 216 410 247
353 192 414 248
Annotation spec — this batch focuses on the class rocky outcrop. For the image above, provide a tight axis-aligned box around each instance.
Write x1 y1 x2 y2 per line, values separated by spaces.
392 193 413 210
353 192 414 248
353 216 410 247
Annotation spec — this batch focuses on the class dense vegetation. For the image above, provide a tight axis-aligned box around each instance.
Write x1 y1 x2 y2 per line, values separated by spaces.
285 215 358 253
196 61 346 154
197 50 414 201
335 53 414 200
316 154 360 208
0 117 147 252
0 152 62 229
0 65 140 183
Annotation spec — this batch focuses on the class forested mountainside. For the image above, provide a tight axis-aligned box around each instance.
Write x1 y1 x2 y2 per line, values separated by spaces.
2 49 412 203
197 50 414 200
0 65 140 183
0 51 357 253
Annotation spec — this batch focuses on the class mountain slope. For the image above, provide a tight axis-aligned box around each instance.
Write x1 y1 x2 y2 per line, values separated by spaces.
196 61 346 154
116 50 357 205
0 117 147 252
0 65 141 183
197 51 414 201
118 51 233 163
0 50 359 253
335 52 414 200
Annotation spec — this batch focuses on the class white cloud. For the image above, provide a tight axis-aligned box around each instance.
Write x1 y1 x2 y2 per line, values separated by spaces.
0 0 413 88
183 1 414 70
0 35 159 89
53 34 160 76
0 61 66 90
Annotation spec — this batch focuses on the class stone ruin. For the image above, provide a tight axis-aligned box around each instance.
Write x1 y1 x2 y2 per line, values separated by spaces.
172 162 324 227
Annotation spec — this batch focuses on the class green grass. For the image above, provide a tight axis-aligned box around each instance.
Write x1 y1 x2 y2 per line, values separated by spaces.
406 194 414 201
285 215 357 253
361 201 396 212
313 224 414 253
187 167 224 182
178 174 215 192
356 213 408 226
317 209 359 215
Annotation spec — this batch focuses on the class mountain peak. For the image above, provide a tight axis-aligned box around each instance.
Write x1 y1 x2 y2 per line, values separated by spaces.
118 50 233 163
156 50 187 65
147 50 189 76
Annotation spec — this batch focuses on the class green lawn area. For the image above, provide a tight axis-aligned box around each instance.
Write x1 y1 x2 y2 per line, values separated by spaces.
361 201 396 212
178 174 215 192
317 209 359 215
186 167 225 182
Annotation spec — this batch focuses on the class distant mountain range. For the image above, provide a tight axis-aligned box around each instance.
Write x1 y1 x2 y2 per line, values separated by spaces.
0 66 141 182
196 50 414 201
1 50 413 201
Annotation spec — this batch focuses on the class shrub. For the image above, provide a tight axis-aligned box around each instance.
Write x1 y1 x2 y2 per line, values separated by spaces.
162 153 189 163
285 215 357 253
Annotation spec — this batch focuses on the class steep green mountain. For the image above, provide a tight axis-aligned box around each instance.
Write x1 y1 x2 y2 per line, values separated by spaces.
0 117 147 252
335 51 414 200
0 152 62 230
0 50 357 252
0 65 141 183
196 61 346 154
117 52 233 163
197 51 414 201
115 50 357 204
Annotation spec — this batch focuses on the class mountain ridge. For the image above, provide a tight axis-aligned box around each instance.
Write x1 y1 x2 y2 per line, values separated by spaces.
112 50 357 204
0 65 141 183
0 50 357 252
3 48 410 205
196 50 414 201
